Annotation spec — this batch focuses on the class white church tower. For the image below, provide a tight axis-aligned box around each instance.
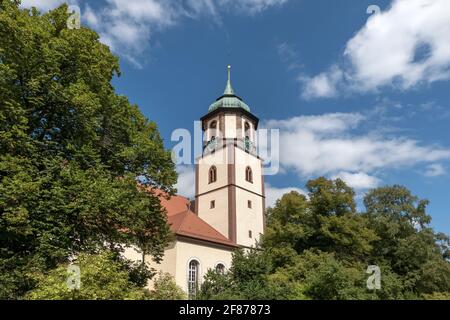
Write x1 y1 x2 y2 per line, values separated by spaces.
194 66 265 248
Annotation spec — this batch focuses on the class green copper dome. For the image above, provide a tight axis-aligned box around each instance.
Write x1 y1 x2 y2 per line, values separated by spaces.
208 66 251 113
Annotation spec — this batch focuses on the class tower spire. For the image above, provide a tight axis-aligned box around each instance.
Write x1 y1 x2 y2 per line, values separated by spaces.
223 65 234 95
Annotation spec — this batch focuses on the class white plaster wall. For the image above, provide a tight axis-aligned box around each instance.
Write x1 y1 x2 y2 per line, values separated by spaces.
123 241 178 290
197 187 229 237
224 114 237 139
174 240 234 293
235 190 264 247
198 147 228 193
235 147 263 195
124 240 234 294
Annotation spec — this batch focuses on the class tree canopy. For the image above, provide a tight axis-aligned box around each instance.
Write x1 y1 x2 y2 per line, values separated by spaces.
0 1 176 299
199 178 450 300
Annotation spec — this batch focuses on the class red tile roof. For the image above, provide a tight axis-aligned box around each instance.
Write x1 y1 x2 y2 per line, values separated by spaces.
159 193 191 216
148 188 237 248
168 210 237 247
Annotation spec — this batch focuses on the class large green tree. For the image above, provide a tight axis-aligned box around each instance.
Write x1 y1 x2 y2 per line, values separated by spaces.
199 178 450 300
265 178 378 261
363 185 450 295
0 1 177 299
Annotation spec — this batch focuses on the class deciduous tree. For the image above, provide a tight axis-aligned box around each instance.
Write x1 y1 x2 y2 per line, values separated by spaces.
0 1 176 299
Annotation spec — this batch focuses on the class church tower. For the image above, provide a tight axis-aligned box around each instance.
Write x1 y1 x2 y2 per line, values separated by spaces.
194 66 265 248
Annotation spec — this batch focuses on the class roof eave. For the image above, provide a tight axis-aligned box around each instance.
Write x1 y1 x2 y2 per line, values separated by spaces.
176 233 239 249
200 107 260 129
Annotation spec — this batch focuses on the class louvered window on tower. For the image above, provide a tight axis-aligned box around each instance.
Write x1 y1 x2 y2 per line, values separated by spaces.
209 166 217 183
245 166 253 183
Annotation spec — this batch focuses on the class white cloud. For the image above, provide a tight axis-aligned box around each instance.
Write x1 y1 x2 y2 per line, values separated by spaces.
81 0 176 68
220 0 288 14
84 5 100 29
184 0 220 19
277 42 302 71
331 171 380 190
300 66 343 100
175 165 195 199
105 0 170 23
265 184 306 208
265 112 364 133
424 163 446 177
20 0 70 11
21 0 290 66
79 0 289 66
263 112 450 188
301 0 450 98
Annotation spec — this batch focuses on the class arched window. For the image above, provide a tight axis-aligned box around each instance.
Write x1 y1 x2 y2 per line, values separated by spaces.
209 166 217 184
244 122 251 152
188 260 200 299
210 120 217 138
215 263 225 274
244 122 250 138
245 166 253 183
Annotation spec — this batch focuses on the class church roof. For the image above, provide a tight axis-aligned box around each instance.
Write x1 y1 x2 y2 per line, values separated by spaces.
168 210 237 247
207 66 251 113
153 190 237 248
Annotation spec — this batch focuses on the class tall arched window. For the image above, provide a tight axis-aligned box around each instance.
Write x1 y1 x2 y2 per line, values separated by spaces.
244 121 250 139
245 166 253 183
244 122 251 152
215 263 225 274
209 166 217 184
209 121 217 140
188 260 199 299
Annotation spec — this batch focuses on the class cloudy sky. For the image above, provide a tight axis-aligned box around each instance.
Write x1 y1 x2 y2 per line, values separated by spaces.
23 0 450 233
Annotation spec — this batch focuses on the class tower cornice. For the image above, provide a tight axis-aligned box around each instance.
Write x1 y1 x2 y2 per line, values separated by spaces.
200 107 259 130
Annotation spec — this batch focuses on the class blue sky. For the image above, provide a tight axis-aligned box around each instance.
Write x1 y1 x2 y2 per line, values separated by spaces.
25 0 450 234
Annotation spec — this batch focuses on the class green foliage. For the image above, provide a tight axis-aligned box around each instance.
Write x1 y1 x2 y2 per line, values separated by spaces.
291 250 367 300
25 251 147 300
148 272 186 300
264 178 378 260
307 177 356 216
0 2 176 299
363 186 450 294
422 292 450 300
198 249 307 300
200 178 450 300
198 269 240 300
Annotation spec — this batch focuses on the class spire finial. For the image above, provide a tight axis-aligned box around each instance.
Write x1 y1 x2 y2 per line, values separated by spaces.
224 65 234 95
